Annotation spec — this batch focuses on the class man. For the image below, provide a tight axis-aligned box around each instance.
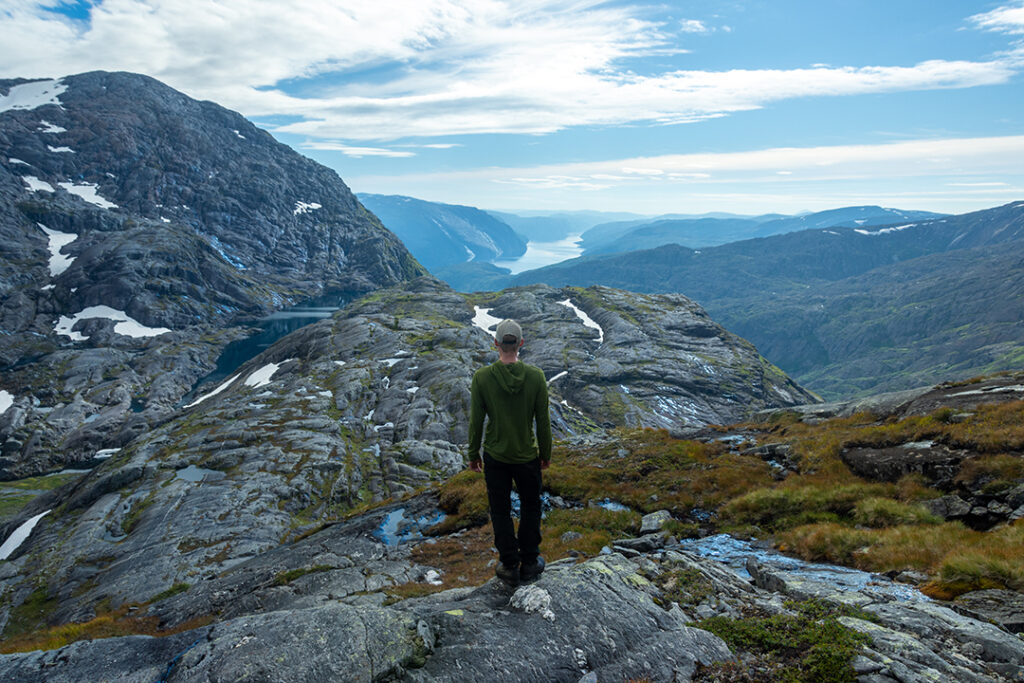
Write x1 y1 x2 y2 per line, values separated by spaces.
467 318 552 585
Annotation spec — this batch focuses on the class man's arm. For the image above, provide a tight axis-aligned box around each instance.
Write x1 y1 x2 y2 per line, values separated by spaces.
534 373 552 466
467 372 485 470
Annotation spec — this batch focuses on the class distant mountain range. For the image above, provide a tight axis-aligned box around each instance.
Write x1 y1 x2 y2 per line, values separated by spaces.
580 206 946 255
357 194 526 271
513 201 1024 398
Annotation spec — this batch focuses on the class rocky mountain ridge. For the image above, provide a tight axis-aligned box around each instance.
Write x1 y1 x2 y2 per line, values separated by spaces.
0 275 815 631
580 205 946 256
1 292 1022 680
0 71 425 479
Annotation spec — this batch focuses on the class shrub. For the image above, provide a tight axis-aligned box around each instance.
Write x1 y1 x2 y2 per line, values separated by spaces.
697 599 870 683
852 498 941 528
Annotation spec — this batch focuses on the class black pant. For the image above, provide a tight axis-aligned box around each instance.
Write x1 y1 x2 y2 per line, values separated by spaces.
483 453 542 567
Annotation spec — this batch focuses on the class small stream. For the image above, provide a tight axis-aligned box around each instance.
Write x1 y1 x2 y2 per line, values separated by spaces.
678 533 928 602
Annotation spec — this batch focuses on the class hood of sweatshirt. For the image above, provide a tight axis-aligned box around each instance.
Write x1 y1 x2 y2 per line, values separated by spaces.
492 361 526 394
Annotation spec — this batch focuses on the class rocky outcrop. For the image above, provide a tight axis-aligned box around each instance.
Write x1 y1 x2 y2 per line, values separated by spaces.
0 72 425 478
756 372 1024 530
3 503 1021 682
0 276 815 629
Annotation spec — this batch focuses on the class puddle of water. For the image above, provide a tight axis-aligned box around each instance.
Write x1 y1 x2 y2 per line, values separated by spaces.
595 498 630 512
678 534 927 602
175 465 226 483
374 508 446 546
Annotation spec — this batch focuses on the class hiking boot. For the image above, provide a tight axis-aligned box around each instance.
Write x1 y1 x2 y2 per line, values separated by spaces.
495 562 520 585
519 556 545 583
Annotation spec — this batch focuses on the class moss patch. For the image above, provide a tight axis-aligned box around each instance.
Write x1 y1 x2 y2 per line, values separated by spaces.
695 599 872 683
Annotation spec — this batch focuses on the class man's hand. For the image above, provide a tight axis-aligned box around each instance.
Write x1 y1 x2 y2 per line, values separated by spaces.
468 459 483 473
540 459 550 470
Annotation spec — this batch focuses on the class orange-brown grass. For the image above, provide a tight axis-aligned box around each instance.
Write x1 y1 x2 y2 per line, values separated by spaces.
541 507 639 559
543 429 775 515
722 483 912 532
385 524 498 601
955 453 1024 494
432 469 489 533
943 401 1024 453
778 520 1024 599
0 603 213 654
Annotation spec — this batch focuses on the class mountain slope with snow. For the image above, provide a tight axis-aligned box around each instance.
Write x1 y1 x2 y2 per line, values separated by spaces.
0 71 425 478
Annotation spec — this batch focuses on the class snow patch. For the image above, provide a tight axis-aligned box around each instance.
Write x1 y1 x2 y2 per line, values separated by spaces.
47 145 73 153
472 306 503 338
22 176 54 192
406 386 420 394
334 360 347 367
854 224 915 236
41 284 55 291
0 390 13 415
557 299 604 343
38 223 77 276
245 360 294 388
0 79 66 113
185 374 240 408
8 158 29 165
233 129 245 139
952 384 1024 397
0 510 51 560
57 182 117 209
380 357 404 368
55 305 171 341
293 201 322 215
95 448 120 459
824 230 840 235
38 120 66 133
548 370 568 384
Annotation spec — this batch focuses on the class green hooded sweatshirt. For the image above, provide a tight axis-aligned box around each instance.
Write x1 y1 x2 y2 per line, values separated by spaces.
468 361 552 465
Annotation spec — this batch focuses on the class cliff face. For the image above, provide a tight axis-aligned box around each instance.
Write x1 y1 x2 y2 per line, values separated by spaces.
0 72 426 478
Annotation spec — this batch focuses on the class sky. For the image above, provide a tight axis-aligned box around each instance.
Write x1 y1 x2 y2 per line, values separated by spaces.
2 1 1023 216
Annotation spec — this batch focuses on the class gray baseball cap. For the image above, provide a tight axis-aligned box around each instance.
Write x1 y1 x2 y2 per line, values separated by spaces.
494 319 522 345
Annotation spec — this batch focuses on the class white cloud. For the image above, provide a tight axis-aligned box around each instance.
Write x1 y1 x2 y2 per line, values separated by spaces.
969 3 1024 34
0 1 1020 141
680 19 709 33
348 135 1024 212
300 141 415 158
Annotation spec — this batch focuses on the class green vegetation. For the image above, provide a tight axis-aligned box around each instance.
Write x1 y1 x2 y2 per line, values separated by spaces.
149 582 190 603
272 565 334 586
696 599 872 683
0 472 86 521
650 566 713 608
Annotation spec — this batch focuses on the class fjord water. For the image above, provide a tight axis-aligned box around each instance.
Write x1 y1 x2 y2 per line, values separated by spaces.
492 233 583 274
181 293 353 404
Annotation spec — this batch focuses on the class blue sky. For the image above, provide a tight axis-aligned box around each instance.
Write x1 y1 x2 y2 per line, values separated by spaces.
2 1 1023 215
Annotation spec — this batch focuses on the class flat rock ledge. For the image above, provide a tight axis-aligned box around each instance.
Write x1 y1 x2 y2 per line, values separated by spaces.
3 546 1023 682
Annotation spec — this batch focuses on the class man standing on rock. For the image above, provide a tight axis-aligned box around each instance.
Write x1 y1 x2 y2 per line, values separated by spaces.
468 318 552 585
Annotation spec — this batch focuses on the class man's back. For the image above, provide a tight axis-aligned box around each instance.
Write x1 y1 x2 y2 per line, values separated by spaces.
468 360 551 465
